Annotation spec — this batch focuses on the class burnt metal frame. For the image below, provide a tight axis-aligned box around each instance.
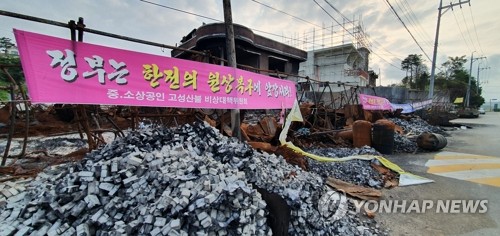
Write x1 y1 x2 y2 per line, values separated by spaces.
1 65 29 165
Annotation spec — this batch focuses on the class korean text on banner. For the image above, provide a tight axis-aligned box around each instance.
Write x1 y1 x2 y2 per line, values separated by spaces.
14 29 296 109
358 94 392 110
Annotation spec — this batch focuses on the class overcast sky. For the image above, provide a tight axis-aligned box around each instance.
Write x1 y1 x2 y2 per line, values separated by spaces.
1 0 498 103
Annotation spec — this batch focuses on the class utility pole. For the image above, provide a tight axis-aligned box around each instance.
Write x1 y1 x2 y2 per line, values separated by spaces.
476 65 490 93
223 0 241 140
428 0 470 99
466 53 486 107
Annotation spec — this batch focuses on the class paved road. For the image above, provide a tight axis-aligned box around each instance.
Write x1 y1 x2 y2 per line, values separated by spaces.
377 112 500 235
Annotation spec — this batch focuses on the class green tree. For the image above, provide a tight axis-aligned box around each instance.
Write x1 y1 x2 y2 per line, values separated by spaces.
435 56 484 108
441 56 467 79
0 37 16 55
0 37 24 101
415 70 429 91
0 56 24 83
0 36 23 83
401 54 426 89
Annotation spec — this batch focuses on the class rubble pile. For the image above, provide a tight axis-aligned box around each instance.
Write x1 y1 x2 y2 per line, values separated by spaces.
305 146 381 158
243 111 281 125
305 147 385 188
389 117 446 153
389 117 445 136
167 123 383 235
31 137 87 150
0 126 271 235
0 122 385 235
0 136 88 157
393 133 418 153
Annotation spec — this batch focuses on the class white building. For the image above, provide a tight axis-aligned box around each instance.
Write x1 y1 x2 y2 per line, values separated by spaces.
298 43 370 92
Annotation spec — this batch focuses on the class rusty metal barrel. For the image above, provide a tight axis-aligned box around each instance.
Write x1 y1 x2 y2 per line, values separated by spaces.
353 120 372 148
416 132 447 151
372 119 395 154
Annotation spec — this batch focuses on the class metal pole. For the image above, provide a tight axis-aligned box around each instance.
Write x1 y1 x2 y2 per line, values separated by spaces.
466 52 474 107
429 0 470 99
428 0 443 99
476 63 481 93
477 66 490 93
223 0 241 140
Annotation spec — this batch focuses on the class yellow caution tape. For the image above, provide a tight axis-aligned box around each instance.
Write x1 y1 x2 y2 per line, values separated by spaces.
278 99 433 186
282 141 433 186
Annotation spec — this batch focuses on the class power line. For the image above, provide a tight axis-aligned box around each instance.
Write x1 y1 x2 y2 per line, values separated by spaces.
451 9 473 53
140 0 401 71
255 0 399 72
398 0 434 49
310 0 372 50
371 39 404 61
253 0 399 66
312 0 353 36
401 0 434 41
460 7 477 52
280 1 404 75
323 0 375 49
323 0 350 23
250 0 366 51
250 0 326 30
321 0 403 71
384 0 431 61
139 0 220 22
371 51 401 69
139 0 324 48
265 1 353 49
468 6 484 55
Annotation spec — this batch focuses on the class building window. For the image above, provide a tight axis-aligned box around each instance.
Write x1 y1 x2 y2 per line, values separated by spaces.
268 56 287 73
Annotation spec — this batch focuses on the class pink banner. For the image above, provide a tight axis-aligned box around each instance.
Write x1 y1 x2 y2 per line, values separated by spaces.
358 94 392 110
14 29 296 109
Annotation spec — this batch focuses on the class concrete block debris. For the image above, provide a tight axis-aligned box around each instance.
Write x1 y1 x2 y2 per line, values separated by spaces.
0 122 386 235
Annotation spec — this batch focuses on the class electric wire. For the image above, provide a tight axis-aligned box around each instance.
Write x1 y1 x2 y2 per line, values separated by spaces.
140 0 405 75
321 0 403 71
250 0 401 70
399 0 434 49
140 0 220 22
251 0 401 76
460 7 478 53
452 8 473 53
250 0 327 31
312 0 353 36
323 0 350 24
468 7 484 56
250 0 371 52
139 0 324 48
384 0 431 61
326 0 404 67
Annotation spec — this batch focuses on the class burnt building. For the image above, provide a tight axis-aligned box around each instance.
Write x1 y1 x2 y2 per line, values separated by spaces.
171 23 307 78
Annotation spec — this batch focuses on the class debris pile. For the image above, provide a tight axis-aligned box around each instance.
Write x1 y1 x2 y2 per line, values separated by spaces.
393 132 418 153
0 136 88 158
389 117 445 136
305 147 385 188
389 117 447 153
0 122 385 235
1 128 270 235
